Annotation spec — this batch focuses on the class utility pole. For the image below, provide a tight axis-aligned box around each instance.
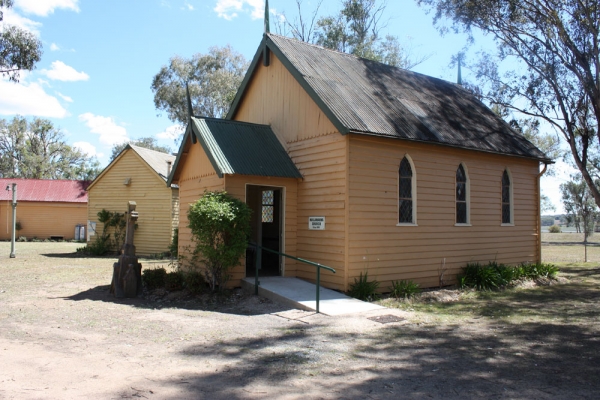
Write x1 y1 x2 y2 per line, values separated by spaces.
9 183 17 258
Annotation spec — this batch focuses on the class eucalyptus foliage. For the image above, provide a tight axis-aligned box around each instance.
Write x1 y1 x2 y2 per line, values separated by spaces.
278 0 429 69
0 116 101 180
0 0 42 82
561 177 599 240
151 46 248 127
187 191 251 291
418 0 600 207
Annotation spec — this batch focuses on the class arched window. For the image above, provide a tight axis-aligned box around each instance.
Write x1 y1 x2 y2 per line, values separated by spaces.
456 164 468 224
398 156 414 224
502 170 512 224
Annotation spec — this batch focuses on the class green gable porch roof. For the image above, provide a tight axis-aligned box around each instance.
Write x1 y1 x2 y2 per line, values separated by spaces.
168 117 302 184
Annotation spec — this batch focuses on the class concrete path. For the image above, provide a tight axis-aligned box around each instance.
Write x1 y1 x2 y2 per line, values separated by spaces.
241 276 385 316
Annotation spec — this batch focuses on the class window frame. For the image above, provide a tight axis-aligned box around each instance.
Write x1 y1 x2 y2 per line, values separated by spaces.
397 154 418 226
261 189 275 223
501 168 514 226
455 163 471 226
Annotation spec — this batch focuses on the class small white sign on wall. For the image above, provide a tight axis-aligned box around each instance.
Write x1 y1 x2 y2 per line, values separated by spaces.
308 216 325 230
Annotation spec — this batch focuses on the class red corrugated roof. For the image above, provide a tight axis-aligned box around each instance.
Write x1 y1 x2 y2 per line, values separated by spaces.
0 179 90 203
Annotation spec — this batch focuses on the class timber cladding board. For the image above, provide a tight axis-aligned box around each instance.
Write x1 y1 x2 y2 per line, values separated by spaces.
87 150 176 255
171 189 180 231
233 52 338 144
232 52 348 289
201 36 543 291
346 135 540 289
291 134 347 288
0 202 86 240
175 135 225 258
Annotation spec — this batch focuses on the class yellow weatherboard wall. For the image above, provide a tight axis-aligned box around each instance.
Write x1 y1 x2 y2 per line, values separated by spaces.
0 201 86 240
87 149 178 256
347 135 540 290
175 135 225 257
232 52 347 291
174 41 545 292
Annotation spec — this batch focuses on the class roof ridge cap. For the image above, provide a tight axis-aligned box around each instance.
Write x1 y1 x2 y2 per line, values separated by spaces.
129 143 175 157
268 33 472 87
195 116 271 128
268 33 362 61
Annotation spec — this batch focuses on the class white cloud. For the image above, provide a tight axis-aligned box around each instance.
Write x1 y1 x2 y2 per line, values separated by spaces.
56 92 73 102
79 113 128 146
156 125 184 140
183 2 194 11
50 43 60 51
73 141 98 157
214 0 263 20
1 8 42 35
0 78 68 117
41 61 89 81
14 0 79 17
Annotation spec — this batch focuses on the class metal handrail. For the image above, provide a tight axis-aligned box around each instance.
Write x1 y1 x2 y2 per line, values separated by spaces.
248 242 335 313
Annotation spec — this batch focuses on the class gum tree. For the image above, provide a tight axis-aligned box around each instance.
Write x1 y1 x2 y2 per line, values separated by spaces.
0 0 42 82
151 46 248 127
417 0 600 206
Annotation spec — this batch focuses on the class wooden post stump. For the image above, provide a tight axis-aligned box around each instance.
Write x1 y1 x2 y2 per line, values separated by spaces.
110 201 143 298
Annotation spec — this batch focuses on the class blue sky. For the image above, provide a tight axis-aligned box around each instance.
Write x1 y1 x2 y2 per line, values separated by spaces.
0 0 568 212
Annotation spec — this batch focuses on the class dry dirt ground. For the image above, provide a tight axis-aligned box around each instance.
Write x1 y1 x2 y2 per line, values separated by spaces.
1 241 599 399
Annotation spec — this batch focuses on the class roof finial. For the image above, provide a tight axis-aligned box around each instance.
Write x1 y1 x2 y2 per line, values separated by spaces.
186 81 193 120
457 56 463 86
264 0 270 34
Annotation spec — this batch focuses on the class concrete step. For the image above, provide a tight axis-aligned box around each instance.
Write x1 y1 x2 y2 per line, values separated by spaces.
241 276 385 316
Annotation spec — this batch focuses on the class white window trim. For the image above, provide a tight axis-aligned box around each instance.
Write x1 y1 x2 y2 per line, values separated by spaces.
397 154 417 225
501 168 514 226
455 162 470 225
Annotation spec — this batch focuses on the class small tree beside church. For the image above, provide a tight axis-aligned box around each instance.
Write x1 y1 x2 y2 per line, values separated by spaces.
187 191 251 291
561 177 599 242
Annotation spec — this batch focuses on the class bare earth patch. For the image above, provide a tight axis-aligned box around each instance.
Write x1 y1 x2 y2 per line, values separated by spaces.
1 242 599 399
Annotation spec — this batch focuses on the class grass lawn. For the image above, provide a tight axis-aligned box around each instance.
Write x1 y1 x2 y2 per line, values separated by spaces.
542 231 600 263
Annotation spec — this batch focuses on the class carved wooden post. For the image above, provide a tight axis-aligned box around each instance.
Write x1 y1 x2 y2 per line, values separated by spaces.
111 201 143 298
123 201 138 256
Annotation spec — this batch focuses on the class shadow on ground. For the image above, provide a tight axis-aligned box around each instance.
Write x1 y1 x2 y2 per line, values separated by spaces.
59 285 292 316
41 252 94 258
113 318 600 399
113 265 600 399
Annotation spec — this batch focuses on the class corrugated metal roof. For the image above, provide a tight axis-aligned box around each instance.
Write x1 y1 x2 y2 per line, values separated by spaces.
0 179 89 202
238 34 548 162
128 144 176 181
191 117 302 179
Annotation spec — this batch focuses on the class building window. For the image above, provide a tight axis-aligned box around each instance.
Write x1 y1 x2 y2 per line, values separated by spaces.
262 190 274 223
502 170 512 224
456 164 468 224
399 156 413 223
